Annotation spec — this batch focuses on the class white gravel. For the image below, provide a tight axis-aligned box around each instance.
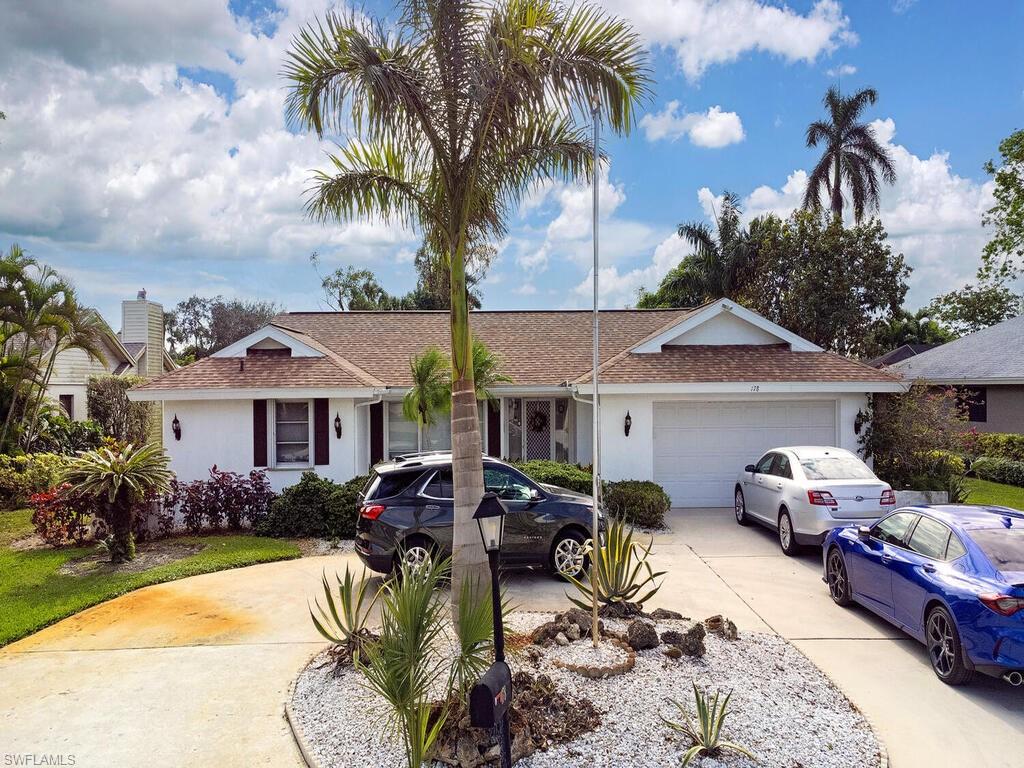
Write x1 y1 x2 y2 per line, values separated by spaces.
290 612 882 768
545 638 629 668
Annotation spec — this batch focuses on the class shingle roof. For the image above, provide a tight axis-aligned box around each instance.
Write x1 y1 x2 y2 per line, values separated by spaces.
121 341 146 360
134 308 899 391
890 315 1024 381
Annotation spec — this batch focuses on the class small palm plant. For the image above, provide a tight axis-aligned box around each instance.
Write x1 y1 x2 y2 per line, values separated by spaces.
403 346 451 432
61 443 173 563
309 566 380 668
565 516 665 613
661 685 756 767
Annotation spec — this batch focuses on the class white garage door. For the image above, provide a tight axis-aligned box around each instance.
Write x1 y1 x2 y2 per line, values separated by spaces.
653 401 836 508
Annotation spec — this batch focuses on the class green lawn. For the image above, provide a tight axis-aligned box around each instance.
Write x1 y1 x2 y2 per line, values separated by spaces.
964 478 1024 509
0 509 300 647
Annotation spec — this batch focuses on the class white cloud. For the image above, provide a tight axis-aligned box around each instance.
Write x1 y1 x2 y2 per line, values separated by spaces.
641 103 745 148
571 232 690 308
596 0 855 79
826 64 857 77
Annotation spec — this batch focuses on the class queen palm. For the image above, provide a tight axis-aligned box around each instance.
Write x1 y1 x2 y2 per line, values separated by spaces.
285 0 649 601
802 86 896 222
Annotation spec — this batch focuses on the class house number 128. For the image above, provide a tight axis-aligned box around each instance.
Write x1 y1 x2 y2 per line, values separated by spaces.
750 385 760 392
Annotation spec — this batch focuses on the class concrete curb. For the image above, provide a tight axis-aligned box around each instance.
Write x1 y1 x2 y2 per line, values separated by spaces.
284 648 328 768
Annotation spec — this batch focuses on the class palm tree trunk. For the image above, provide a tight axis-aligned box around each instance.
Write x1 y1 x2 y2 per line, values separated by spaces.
25 343 60 448
831 152 843 220
0 332 33 448
448 235 488 625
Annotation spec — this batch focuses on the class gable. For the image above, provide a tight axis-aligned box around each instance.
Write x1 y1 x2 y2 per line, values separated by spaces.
211 325 324 359
663 310 783 346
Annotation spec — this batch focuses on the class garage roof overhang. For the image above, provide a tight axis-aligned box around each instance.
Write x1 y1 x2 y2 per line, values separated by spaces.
572 380 906 395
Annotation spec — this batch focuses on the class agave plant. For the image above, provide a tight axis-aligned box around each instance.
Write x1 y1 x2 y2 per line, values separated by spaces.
661 684 756 767
357 556 450 768
565 516 665 613
310 566 380 667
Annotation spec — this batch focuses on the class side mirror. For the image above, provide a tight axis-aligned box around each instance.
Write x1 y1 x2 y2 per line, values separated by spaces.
744 464 756 473
529 488 542 502
857 525 871 541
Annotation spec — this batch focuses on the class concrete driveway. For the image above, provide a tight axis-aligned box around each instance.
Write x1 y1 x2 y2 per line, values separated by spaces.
0 511 1020 768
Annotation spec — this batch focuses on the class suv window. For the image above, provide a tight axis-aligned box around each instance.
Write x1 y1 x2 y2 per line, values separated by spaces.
755 453 776 474
365 470 418 500
772 454 793 479
907 516 952 560
484 467 533 501
872 512 917 546
421 468 454 499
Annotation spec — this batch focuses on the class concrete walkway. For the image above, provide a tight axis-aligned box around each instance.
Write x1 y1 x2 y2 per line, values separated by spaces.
1 511 1020 767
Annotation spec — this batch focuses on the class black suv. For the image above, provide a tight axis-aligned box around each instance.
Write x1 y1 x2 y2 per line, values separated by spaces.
355 452 602 579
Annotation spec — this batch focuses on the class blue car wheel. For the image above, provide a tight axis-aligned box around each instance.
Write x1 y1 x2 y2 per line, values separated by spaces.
926 605 974 686
826 548 853 606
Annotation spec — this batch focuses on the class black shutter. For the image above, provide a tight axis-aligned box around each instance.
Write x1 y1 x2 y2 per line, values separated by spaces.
314 398 330 465
487 401 501 457
370 401 384 465
253 400 268 467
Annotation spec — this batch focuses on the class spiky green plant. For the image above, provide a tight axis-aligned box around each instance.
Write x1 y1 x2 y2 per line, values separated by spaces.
661 684 756 767
310 566 380 666
357 556 451 768
61 443 173 563
565 516 665 612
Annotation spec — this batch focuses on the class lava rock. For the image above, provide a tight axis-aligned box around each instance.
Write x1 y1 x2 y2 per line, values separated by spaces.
599 601 643 619
555 632 570 646
530 621 564 646
678 623 706 657
626 620 660 650
705 614 739 641
566 623 581 642
660 630 684 645
663 646 682 659
648 608 684 620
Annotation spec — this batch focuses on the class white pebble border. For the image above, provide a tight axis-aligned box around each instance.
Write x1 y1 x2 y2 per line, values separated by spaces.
286 612 887 768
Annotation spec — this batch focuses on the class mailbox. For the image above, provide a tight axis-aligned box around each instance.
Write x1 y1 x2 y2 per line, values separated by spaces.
469 661 512 729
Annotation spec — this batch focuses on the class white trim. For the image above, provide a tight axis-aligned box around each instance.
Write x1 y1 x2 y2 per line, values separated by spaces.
632 299 823 354
382 398 488 460
574 381 905 395
211 325 324 358
269 398 315 470
128 386 378 401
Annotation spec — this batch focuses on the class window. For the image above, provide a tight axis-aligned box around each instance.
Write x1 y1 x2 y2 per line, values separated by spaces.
871 512 917 546
58 394 74 419
907 516 952 560
772 454 793 479
945 534 967 561
484 466 533 501
274 400 311 465
364 470 419 501
386 401 486 459
963 387 987 423
800 456 874 480
421 468 454 499
755 453 776 474
387 402 418 457
971 529 1024 573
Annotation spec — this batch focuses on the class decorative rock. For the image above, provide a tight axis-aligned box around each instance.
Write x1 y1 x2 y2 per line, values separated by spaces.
678 623 706 657
660 630 684 645
705 614 739 641
599 601 643 619
555 632 570 646
663 646 682 659
565 623 581 642
648 608 684 620
626 620 659 651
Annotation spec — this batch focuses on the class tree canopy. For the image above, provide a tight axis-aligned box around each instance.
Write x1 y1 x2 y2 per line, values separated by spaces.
980 128 1024 281
925 281 1023 336
165 295 280 362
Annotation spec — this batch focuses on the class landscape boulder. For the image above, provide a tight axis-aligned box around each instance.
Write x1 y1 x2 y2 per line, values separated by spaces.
626 620 660 651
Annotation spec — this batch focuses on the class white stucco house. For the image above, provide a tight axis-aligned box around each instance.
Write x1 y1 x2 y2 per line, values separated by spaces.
128 299 902 507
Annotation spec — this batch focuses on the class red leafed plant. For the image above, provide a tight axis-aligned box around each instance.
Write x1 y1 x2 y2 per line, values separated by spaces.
30 483 97 547
164 466 275 534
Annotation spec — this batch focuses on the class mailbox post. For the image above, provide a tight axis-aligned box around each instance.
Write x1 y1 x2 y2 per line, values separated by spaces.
471 492 513 768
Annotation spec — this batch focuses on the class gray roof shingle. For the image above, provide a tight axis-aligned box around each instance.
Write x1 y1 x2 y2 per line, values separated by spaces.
890 314 1024 380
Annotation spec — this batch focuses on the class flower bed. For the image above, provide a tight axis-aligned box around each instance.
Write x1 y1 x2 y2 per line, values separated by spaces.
288 611 883 768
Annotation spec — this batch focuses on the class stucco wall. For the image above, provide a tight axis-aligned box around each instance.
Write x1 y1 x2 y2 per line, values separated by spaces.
974 385 1024 434
162 397 358 491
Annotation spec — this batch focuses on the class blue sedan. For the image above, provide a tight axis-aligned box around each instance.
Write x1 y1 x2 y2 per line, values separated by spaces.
823 505 1024 686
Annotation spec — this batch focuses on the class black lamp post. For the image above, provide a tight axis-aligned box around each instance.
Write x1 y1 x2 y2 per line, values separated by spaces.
473 491 512 768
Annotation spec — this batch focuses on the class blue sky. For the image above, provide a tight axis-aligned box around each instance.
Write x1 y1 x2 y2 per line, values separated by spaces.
0 0 1021 326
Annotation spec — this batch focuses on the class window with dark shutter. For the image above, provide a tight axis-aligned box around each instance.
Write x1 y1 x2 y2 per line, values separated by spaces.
253 400 268 466
314 398 329 465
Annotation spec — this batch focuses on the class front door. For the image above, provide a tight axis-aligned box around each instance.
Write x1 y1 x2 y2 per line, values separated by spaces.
524 399 552 460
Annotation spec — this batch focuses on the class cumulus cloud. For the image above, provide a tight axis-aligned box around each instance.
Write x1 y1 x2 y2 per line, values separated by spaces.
826 63 857 77
596 0 855 79
641 103 745 147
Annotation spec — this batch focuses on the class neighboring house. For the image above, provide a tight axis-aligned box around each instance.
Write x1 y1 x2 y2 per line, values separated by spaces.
866 343 941 369
888 314 1024 434
46 290 177 421
128 299 901 508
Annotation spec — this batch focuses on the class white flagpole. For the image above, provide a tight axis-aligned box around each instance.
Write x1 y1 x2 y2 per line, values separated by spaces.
590 98 602 647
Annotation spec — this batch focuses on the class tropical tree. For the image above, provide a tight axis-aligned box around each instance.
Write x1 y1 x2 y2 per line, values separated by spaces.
863 307 956 358
925 280 1024 336
403 346 451 430
61 443 174 563
802 86 896 222
980 128 1024 281
470 337 511 403
284 0 649 602
637 191 752 307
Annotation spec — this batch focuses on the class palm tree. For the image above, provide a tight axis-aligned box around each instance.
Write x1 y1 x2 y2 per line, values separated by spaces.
470 338 511 404
285 0 649 602
637 192 752 307
802 86 896 222
62 444 174 563
403 346 451 430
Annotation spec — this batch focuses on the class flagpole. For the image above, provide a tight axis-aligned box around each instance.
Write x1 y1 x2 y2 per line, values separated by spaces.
590 98 602 648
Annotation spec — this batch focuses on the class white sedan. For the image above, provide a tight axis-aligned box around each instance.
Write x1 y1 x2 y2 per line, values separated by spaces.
733 446 896 555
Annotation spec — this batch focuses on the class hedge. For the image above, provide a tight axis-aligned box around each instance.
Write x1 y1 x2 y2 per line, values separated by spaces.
256 472 370 539
967 432 1024 462
971 456 1024 488
0 453 71 509
511 460 592 494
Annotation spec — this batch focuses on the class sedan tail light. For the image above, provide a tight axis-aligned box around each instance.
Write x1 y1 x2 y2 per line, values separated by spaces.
807 490 839 507
360 504 386 521
880 489 896 506
979 594 1024 616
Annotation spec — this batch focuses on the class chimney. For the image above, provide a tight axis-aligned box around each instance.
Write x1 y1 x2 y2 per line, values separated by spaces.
121 290 165 379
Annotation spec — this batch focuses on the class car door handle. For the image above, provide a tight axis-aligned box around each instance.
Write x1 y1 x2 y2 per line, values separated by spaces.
774 483 783 490
880 554 893 565
922 563 936 574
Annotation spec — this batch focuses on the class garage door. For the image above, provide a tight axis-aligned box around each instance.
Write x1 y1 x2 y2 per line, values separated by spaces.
653 401 836 508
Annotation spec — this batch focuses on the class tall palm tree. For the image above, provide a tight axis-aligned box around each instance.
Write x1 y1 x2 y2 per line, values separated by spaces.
802 86 896 222
285 0 649 602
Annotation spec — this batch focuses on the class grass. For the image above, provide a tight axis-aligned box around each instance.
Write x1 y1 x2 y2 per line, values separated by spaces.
0 509 300 647
964 478 1024 509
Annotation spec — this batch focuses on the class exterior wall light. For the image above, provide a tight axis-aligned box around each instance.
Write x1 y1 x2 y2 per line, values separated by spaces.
334 413 343 438
624 410 632 437
854 409 868 435
171 414 182 441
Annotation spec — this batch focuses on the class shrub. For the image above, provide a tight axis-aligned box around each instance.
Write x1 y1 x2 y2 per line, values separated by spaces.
965 432 1024 462
29 483 98 546
604 480 670 529
86 375 153 445
512 460 592 494
660 684 755 767
971 457 1024 488
257 472 368 539
566 516 665 613
0 453 71 508
167 467 275 534
30 412 105 455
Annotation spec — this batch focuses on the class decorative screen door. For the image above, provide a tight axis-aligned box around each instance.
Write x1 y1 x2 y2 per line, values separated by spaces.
524 400 552 460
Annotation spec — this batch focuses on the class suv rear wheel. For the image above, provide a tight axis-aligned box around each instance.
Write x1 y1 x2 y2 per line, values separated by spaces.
549 529 588 581
394 536 436 578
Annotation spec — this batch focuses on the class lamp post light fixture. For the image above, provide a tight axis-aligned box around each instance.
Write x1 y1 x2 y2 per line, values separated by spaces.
334 413 343 439
171 414 181 441
471 491 512 768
